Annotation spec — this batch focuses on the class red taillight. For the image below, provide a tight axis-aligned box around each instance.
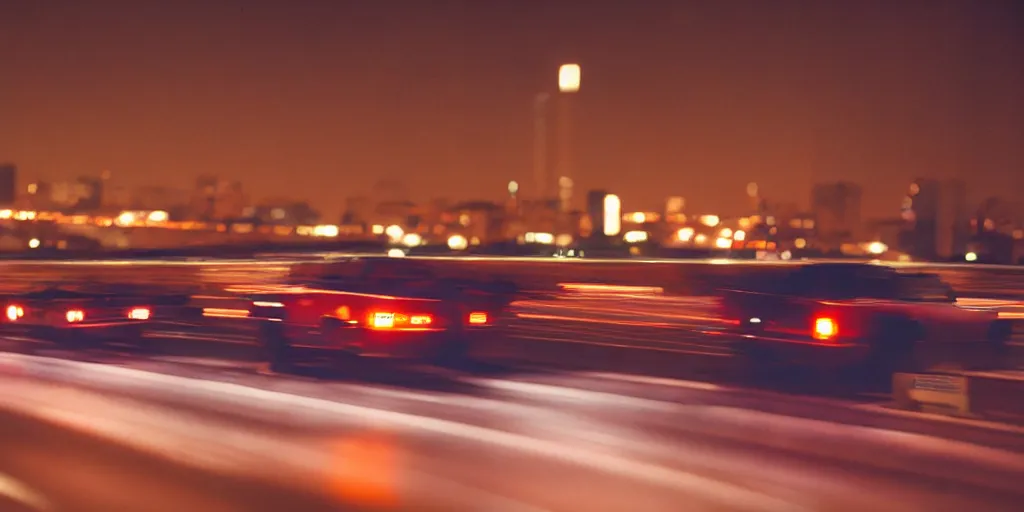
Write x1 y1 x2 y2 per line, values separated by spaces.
468 312 488 325
410 315 433 326
128 307 151 320
813 317 837 341
369 312 433 329
5 304 24 322
66 309 85 323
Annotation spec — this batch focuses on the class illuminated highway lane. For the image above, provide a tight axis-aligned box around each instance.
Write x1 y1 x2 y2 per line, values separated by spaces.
0 408 342 512
1 353 1023 511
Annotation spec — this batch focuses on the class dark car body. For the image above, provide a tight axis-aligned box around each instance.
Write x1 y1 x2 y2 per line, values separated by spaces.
1 284 185 347
248 257 515 372
719 263 1012 375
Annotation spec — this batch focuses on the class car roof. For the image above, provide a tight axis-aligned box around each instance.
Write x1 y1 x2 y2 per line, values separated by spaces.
288 256 435 281
796 262 897 275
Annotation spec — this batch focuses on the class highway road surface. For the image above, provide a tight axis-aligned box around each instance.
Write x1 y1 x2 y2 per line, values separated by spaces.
0 409 342 512
1 346 1024 511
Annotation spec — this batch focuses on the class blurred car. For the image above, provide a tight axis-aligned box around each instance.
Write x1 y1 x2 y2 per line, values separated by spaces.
249 257 517 372
0 284 183 349
720 262 1012 383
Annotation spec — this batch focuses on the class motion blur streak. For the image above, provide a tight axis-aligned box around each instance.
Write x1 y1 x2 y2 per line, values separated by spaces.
0 380 333 483
557 283 664 295
4 350 1024 509
0 354 802 512
201 308 250 318
0 471 50 511
330 432 400 507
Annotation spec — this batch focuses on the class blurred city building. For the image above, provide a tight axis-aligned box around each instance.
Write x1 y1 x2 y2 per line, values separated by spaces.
374 199 419 228
0 163 16 206
811 181 862 249
586 189 610 238
447 201 503 244
127 186 190 217
866 218 905 252
341 195 372 226
190 175 246 220
244 199 321 225
900 178 969 260
24 176 105 212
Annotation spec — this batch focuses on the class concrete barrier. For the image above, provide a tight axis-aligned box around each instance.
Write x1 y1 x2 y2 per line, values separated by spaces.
893 371 1024 425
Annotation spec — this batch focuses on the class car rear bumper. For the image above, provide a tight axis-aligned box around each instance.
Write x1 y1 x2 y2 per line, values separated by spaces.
736 334 872 368
323 325 499 360
734 330 1009 371
1 322 146 339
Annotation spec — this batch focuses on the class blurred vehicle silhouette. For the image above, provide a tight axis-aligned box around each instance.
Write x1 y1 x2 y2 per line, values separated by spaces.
249 257 519 372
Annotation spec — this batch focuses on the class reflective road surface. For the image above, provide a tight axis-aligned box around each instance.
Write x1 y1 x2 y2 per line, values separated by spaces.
0 347 1023 512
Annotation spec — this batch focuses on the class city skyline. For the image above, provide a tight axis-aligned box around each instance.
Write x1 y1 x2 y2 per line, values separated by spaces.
2 1 1022 219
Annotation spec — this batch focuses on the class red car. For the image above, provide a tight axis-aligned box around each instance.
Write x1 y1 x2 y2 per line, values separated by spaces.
720 263 1013 383
248 257 515 373
1 285 171 349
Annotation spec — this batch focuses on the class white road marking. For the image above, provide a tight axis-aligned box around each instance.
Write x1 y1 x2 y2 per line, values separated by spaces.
0 472 51 511
0 354 802 512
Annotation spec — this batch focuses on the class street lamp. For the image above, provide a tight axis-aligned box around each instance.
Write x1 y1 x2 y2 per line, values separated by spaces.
558 64 581 93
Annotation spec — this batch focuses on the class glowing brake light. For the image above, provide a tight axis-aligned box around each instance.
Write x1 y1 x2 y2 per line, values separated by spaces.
369 312 433 329
66 309 85 323
468 312 488 325
410 315 432 325
5 304 24 321
372 312 395 328
813 317 837 341
128 307 151 320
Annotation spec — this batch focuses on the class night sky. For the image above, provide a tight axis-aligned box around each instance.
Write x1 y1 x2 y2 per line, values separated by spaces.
1 0 1021 219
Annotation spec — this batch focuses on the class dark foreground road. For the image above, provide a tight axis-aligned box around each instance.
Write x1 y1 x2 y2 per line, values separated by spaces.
2 349 1024 511
0 409 345 512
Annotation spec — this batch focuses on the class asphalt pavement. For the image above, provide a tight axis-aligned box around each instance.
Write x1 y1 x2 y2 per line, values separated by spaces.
1 345 1024 512
0 407 346 512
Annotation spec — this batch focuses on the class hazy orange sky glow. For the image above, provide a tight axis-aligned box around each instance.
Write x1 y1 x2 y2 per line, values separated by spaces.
1 1 1021 219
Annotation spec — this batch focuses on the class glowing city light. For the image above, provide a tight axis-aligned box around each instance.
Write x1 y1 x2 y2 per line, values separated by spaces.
603 194 621 237
558 64 581 93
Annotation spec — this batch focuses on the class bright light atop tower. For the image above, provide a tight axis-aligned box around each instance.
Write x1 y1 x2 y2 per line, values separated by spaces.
603 194 621 236
558 64 581 93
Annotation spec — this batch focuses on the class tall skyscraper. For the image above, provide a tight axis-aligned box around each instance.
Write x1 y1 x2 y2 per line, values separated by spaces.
532 93 550 202
554 94 576 212
555 64 580 213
